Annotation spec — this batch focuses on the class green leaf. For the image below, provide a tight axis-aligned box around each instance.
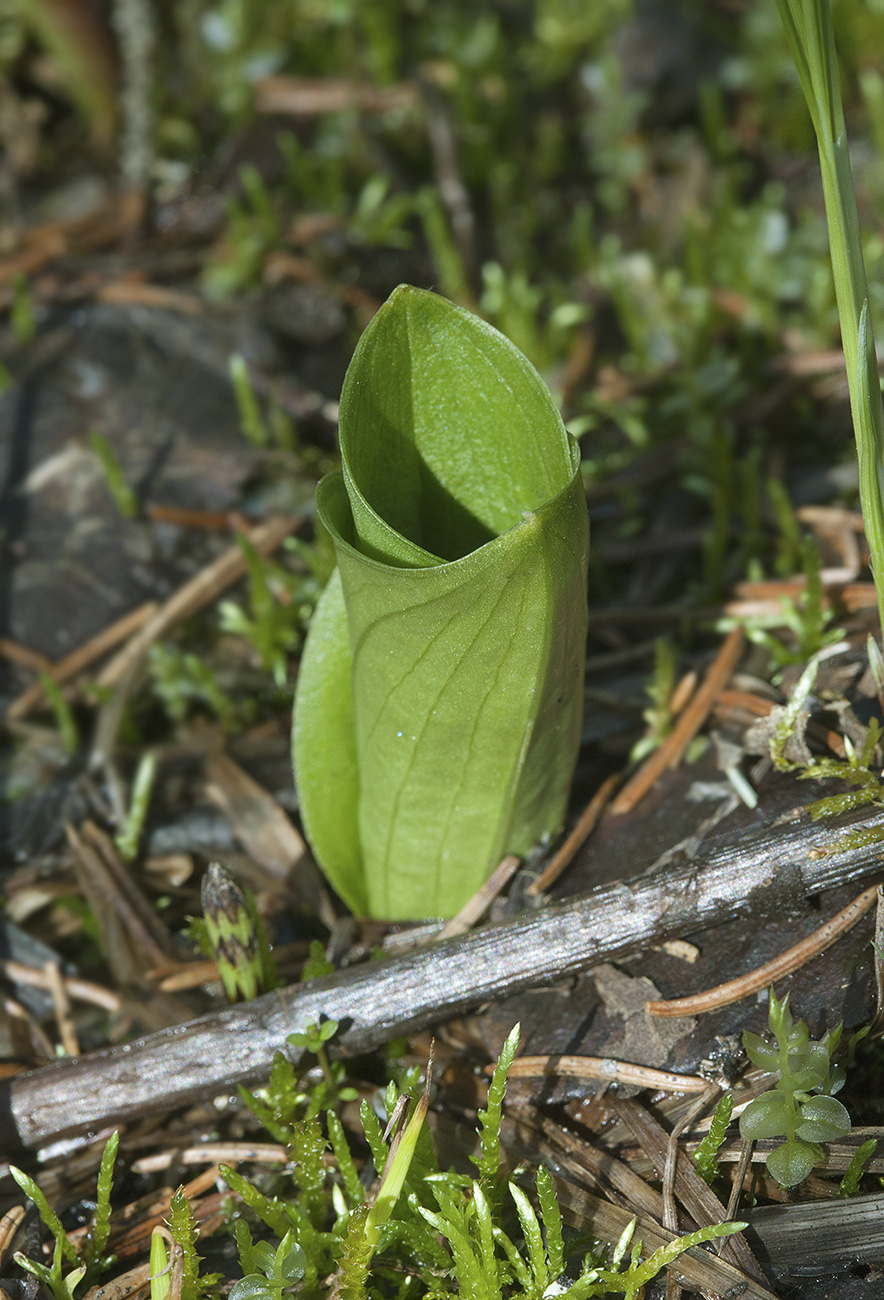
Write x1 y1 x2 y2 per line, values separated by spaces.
741 1032 780 1073
292 569 365 915
766 1139 816 1188
738 1091 795 1141
796 1094 852 1143
294 285 589 919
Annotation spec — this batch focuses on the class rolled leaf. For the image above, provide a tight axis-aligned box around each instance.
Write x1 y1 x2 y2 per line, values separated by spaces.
294 285 588 919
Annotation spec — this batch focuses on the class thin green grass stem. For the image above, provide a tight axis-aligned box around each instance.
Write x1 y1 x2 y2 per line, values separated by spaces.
776 0 884 632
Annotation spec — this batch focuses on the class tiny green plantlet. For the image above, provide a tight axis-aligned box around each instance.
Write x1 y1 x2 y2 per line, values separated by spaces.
13 1028 746 1300
293 285 589 919
739 989 852 1188
12 1130 118 1300
692 1092 733 1187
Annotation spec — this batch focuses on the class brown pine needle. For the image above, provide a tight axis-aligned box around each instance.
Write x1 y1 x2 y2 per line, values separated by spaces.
505 1054 709 1093
528 772 621 896
2 960 121 1012
646 883 880 1018
611 626 744 816
6 601 158 720
43 960 79 1058
0 637 53 674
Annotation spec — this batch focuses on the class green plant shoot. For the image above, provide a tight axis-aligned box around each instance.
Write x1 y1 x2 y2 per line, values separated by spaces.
200 862 276 1002
739 988 851 1188
776 0 884 631
293 285 589 919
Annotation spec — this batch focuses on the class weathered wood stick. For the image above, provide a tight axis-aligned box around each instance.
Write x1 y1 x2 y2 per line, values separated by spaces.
3 805 883 1151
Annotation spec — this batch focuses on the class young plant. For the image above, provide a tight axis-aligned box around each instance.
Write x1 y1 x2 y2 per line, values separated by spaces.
294 285 589 919
229 1228 306 1300
220 534 315 688
768 654 884 849
837 1137 878 1197
115 750 157 862
720 535 842 678
692 1092 734 1187
89 431 138 519
739 988 852 1187
12 1130 118 1299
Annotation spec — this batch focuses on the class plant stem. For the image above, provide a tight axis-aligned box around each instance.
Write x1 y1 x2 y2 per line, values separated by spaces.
777 0 884 632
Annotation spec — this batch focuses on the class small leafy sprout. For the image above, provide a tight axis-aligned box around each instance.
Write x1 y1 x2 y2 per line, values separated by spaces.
722 535 842 678
149 643 241 730
837 1137 878 1197
768 653 884 847
12 1130 119 1299
287 1018 359 1113
219 534 315 688
166 1187 222 1300
200 862 277 1003
692 1092 733 1186
363 1049 433 1252
739 989 852 1187
230 354 270 447
300 938 335 982
473 1022 520 1196
89 431 138 518
39 673 78 755
115 751 157 862
230 1228 306 1300
630 638 677 764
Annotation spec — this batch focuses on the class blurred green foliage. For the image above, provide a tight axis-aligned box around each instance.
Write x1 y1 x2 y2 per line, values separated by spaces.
7 0 884 694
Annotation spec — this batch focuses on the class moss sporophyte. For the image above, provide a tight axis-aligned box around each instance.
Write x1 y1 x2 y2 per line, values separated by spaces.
293 285 589 920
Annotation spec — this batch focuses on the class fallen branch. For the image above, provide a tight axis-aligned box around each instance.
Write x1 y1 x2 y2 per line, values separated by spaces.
4 802 883 1150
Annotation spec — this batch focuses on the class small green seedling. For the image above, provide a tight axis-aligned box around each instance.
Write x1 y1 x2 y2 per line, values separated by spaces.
230 354 270 447
739 989 852 1187
837 1137 878 1197
294 285 589 919
768 654 884 849
631 638 677 764
89 431 138 519
12 1130 118 1299
229 1228 306 1300
692 1092 734 1187
149 643 240 730
720 535 843 678
220 534 315 688
115 750 157 862
39 673 78 756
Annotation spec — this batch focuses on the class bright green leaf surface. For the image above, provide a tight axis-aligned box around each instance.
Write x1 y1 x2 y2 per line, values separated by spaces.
294 285 589 919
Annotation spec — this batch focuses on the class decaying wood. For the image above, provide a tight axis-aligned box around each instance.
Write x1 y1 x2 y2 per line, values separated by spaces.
611 1097 765 1282
745 1191 884 1274
551 1181 777 1300
3 802 883 1150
